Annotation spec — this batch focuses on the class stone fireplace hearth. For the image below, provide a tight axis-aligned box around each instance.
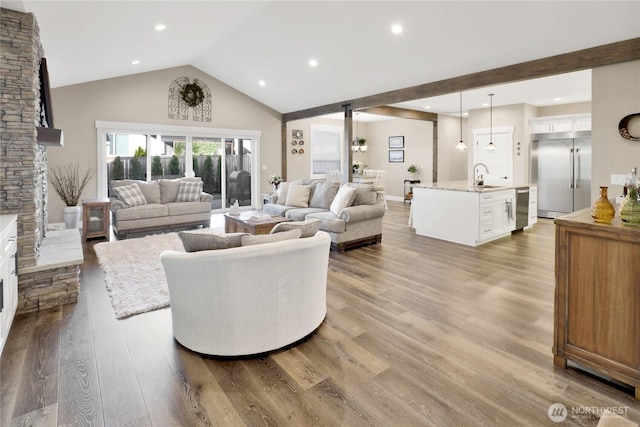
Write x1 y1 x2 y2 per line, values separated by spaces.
1 8 82 313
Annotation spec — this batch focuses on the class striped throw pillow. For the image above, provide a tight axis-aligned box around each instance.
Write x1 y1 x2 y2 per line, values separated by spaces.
175 181 203 202
113 184 147 207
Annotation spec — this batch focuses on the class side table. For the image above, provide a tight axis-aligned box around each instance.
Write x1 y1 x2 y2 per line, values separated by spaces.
82 198 111 241
404 179 420 204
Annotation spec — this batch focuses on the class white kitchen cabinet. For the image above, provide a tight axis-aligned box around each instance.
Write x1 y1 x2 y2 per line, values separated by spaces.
412 183 516 247
492 190 515 236
530 114 591 134
1 215 18 356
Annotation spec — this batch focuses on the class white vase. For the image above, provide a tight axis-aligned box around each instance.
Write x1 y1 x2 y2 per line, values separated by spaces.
63 206 81 229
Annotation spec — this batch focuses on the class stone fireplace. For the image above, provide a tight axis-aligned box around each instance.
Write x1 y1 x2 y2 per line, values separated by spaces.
1 8 82 313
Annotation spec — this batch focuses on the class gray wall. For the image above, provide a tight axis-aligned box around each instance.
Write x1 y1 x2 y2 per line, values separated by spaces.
49 65 282 222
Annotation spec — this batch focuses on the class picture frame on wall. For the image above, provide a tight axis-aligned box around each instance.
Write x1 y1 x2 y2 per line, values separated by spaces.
388 136 404 148
389 150 404 163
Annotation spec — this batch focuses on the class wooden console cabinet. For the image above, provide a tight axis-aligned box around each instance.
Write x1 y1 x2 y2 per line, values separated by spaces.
554 208 639 400
82 198 111 241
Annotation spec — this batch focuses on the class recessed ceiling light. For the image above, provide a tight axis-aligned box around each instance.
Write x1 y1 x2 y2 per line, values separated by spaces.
155 24 166 31
463 112 469 116
258 80 266 87
553 97 562 101
424 106 430 110
309 58 318 67
131 60 140 65
391 24 403 34
482 102 489 107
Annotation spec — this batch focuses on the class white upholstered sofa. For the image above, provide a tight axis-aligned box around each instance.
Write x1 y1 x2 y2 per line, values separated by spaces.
160 231 331 356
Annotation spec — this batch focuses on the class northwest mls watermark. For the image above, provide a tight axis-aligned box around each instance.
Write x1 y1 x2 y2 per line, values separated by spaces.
548 403 630 423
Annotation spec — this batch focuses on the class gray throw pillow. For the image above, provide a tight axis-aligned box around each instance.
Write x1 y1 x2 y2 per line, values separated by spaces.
178 230 247 252
112 184 147 207
240 229 301 246
309 181 339 209
160 177 202 204
111 180 161 204
176 181 203 202
270 219 321 238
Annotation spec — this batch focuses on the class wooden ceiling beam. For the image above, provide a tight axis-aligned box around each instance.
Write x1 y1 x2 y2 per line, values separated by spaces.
282 37 640 123
358 106 438 122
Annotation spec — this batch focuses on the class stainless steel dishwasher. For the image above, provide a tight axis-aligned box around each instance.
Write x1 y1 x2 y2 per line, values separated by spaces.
515 187 530 230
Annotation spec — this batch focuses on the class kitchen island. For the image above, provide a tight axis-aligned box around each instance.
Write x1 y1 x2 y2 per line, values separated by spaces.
412 180 536 246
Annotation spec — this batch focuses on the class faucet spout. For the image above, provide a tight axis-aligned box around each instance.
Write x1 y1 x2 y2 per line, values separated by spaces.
473 163 490 186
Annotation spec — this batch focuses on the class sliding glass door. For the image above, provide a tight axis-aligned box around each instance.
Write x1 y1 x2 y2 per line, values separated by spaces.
97 121 260 211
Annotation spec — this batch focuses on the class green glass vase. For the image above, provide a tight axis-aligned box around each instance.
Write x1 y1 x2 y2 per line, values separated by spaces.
620 186 640 227
591 186 615 224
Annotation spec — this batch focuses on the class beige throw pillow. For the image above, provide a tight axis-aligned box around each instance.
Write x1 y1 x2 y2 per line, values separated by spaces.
178 230 247 252
276 182 291 205
285 184 311 207
240 229 301 246
271 219 321 238
330 185 357 216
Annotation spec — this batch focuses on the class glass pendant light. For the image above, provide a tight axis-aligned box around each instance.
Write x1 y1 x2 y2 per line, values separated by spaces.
487 93 496 151
455 92 467 151
352 112 367 152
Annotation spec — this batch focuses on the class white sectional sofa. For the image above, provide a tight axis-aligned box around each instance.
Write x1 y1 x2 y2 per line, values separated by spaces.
263 179 386 252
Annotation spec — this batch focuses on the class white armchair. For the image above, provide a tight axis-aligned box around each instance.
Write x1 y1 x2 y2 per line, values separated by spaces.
160 232 331 356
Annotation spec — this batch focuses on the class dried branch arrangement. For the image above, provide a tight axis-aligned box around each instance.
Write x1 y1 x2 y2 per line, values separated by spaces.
49 163 95 206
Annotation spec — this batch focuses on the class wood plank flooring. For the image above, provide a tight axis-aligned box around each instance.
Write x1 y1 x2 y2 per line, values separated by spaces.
2 201 639 426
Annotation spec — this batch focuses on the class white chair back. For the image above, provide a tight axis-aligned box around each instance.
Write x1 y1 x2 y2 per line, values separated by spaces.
325 169 343 183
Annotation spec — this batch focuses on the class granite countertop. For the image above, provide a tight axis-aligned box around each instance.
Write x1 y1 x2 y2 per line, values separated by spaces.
413 180 523 193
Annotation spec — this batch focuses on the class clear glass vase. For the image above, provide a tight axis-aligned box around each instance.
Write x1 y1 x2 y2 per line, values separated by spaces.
591 186 615 224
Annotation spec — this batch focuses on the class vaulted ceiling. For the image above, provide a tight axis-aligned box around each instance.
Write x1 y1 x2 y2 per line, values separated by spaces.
4 1 640 116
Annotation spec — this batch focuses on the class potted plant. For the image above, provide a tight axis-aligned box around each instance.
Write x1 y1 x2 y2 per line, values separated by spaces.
268 174 282 192
49 163 95 229
407 164 419 176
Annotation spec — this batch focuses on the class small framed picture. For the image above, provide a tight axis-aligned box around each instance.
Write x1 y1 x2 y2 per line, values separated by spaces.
389 150 404 163
389 136 404 148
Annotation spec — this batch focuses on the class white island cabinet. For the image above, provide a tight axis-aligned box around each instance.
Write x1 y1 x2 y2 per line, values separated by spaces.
412 181 516 247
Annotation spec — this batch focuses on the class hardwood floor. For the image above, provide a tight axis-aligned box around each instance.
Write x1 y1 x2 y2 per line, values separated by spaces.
2 201 638 426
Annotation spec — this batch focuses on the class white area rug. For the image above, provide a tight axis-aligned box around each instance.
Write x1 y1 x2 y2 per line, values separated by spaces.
94 233 184 319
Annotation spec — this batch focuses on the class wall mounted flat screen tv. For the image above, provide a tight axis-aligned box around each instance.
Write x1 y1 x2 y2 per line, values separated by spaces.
39 57 54 128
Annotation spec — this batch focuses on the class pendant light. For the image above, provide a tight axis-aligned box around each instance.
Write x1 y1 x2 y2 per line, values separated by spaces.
352 112 367 152
455 92 467 151
487 93 496 151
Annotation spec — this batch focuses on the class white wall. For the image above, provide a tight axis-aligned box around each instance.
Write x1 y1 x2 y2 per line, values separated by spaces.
538 101 591 117
364 118 433 200
592 60 640 202
285 117 346 181
437 114 468 182
49 65 282 222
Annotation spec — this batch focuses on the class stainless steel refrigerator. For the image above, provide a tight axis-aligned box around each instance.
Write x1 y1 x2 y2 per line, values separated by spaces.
531 131 591 218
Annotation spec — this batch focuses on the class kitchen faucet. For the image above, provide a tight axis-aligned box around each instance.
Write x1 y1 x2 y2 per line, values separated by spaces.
473 163 490 187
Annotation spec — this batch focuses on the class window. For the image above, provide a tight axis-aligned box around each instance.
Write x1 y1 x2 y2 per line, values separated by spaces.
310 124 343 178
96 121 261 211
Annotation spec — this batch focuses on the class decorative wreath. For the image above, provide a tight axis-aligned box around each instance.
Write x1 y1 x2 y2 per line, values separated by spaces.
180 83 205 107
